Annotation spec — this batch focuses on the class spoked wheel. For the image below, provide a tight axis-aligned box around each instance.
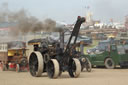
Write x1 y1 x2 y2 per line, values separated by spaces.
85 58 92 72
47 59 60 78
105 58 115 69
29 52 44 77
68 58 81 78
16 64 20 72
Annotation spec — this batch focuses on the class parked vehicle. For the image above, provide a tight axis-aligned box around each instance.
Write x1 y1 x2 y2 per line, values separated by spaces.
0 41 28 72
87 38 115 54
87 42 128 69
95 33 107 40
87 40 110 54
77 35 92 45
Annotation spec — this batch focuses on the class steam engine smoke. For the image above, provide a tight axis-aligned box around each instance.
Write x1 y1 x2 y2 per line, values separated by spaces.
0 3 65 41
10 16 63 36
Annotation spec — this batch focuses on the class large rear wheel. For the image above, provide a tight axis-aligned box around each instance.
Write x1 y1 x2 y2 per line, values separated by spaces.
29 52 44 77
47 59 60 78
104 58 115 69
68 58 81 78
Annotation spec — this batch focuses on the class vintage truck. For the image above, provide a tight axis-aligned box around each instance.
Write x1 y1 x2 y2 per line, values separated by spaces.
87 40 128 69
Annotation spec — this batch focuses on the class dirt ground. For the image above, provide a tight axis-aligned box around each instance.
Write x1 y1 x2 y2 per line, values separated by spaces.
0 68 128 85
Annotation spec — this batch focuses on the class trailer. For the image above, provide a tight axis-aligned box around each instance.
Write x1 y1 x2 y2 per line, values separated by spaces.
0 41 28 72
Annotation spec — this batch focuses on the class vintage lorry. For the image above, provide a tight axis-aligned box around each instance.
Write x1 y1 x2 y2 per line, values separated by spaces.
0 41 28 72
87 40 128 69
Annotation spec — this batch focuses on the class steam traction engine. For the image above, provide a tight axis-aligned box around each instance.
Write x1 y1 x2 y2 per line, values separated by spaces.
0 41 28 72
28 16 85 78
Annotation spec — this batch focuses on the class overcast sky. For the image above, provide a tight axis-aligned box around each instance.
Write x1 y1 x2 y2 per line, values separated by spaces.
0 0 128 23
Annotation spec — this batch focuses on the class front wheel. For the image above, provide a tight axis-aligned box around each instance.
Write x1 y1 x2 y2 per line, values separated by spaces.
68 58 81 78
47 59 60 78
29 52 44 77
104 58 115 69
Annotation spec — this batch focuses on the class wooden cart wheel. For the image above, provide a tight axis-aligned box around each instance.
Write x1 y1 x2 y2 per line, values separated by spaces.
16 64 20 72
68 58 81 78
47 59 60 78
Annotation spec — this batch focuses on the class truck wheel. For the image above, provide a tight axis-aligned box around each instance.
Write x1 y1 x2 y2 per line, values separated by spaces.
29 52 44 77
68 58 81 78
16 64 20 72
104 58 115 69
47 59 60 78
85 58 92 72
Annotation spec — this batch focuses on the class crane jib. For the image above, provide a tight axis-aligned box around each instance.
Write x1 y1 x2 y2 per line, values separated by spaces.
64 17 85 53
